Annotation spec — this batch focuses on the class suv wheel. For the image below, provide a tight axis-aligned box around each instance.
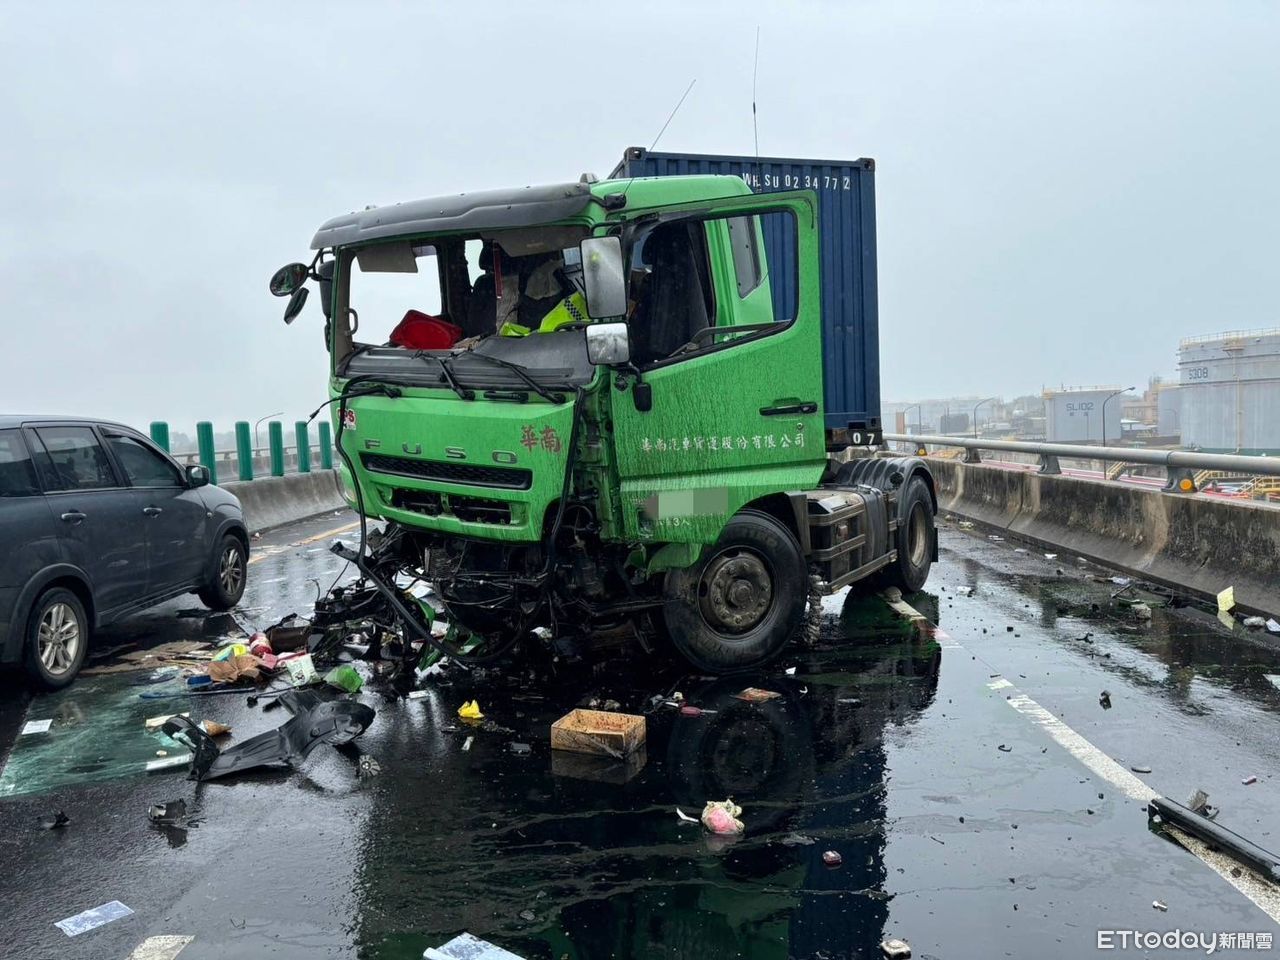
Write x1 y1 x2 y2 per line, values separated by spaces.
198 535 247 610
26 587 89 690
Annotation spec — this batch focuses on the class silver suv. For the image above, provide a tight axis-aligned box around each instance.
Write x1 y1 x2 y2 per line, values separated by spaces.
0 416 249 688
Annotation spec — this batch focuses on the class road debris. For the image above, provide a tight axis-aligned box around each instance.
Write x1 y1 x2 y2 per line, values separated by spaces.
458 700 484 720
1243 775 1258 785
678 705 717 717
1268 618 1280 634
551 709 644 758
676 808 699 824
1149 796 1280 883
1131 603 1152 621
147 800 187 824
1131 765 1152 774
42 810 71 830
284 654 318 686
1153 900 1168 911
509 742 531 756
880 937 912 959
733 687 781 703
324 664 364 694
162 694 375 782
1187 789 1217 819
461 737 473 752
997 744 1012 752
55 900 135 937
424 932 526 960
1099 690 1112 709
21 718 54 735
822 850 843 866
1218 586 1236 613
956 586 974 597
701 799 744 835
1243 616 1266 629
779 833 816 846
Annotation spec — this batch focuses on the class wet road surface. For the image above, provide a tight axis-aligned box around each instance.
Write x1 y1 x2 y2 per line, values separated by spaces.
2 512 1279 958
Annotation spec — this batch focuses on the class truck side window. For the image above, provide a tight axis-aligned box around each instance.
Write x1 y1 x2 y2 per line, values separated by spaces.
726 215 763 297
628 221 715 366
0 429 40 497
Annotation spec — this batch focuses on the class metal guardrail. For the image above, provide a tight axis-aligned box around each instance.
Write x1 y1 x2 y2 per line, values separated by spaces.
885 433 1280 494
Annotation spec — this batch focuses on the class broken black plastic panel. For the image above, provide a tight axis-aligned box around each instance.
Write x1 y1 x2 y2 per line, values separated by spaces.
162 695 376 782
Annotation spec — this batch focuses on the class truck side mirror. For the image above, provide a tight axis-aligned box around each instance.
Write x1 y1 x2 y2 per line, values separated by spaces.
270 262 309 297
579 236 626 319
585 322 631 366
282 286 309 324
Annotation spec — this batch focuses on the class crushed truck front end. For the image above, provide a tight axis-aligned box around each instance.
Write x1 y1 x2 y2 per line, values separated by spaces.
276 167 933 674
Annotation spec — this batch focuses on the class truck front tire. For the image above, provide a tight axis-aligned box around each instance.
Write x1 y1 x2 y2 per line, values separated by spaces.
877 476 935 594
662 510 807 673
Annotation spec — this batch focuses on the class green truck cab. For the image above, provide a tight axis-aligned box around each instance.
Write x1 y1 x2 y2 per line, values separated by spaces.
272 162 935 672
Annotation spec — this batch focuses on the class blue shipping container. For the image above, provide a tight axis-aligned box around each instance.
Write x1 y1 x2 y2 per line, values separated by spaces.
610 147 881 438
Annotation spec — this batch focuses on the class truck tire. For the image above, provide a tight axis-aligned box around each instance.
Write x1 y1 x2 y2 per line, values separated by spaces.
662 510 807 673
877 476 935 594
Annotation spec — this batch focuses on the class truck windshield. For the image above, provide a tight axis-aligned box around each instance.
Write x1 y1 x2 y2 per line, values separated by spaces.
334 228 595 393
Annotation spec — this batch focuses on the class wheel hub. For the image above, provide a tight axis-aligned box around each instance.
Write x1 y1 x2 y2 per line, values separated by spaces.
700 552 773 633
38 602 81 676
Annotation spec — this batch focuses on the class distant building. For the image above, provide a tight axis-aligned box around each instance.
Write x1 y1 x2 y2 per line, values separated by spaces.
1043 386 1126 444
1178 328 1280 454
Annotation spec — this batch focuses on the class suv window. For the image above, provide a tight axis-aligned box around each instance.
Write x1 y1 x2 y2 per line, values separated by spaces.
35 426 118 491
0 429 40 497
107 434 182 487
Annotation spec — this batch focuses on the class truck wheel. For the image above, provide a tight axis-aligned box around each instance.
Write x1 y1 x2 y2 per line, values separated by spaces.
25 587 89 690
878 476 935 593
662 510 807 673
198 535 247 610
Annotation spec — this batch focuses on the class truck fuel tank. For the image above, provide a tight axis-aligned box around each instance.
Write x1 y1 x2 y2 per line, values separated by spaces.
806 488 894 593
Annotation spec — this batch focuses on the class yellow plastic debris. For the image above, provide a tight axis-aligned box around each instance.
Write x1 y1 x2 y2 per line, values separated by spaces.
1218 586 1236 613
458 700 484 720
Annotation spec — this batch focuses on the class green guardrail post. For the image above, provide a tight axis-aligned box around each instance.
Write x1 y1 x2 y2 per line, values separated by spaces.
149 421 170 452
234 421 253 481
295 421 311 473
196 421 218 485
269 422 285 477
317 421 333 470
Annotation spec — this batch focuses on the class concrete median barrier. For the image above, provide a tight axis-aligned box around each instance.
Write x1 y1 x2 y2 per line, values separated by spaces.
223 470 348 533
928 459 1280 617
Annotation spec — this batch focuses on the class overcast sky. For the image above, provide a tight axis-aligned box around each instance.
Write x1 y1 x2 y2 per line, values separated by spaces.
2 1 1277 432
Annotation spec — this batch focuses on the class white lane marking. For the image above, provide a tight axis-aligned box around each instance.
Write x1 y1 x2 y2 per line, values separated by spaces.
888 593 1280 924
248 521 359 566
127 935 194 960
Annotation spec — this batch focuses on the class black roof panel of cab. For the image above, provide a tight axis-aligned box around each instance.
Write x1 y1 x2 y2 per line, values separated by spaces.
310 181 596 249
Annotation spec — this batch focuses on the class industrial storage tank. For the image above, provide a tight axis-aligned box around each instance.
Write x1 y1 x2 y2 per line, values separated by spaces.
1156 383 1181 438
1178 329 1280 454
1044 387 1125 443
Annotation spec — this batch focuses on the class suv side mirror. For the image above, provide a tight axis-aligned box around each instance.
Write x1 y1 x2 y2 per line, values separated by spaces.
585 321 631 366
579 236 626 319
186 464 210 488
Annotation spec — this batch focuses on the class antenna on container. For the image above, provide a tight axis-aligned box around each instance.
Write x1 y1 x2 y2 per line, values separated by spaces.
752 27 760 158
619 78 696 205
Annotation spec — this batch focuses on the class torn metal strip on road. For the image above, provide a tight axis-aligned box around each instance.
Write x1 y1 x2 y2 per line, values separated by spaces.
885 592 1280 925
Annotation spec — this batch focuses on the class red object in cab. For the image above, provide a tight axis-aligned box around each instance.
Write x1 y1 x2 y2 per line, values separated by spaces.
389 310 461 350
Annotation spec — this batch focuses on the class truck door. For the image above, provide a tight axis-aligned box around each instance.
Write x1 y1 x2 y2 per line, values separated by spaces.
609 193 827 544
